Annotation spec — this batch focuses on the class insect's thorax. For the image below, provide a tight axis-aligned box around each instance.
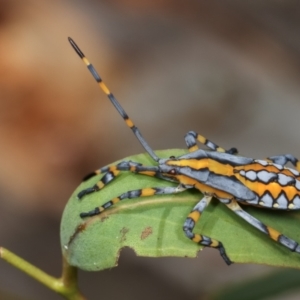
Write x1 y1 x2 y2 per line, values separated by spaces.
159 150 256 201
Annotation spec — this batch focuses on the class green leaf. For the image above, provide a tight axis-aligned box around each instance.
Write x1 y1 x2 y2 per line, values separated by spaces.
60 149 300 271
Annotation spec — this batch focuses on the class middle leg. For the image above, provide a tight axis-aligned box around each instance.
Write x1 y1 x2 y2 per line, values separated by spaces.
80 184 188 218
183 195 232 265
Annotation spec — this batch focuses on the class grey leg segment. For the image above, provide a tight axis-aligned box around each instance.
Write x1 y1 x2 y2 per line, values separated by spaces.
80 185 188 218
184 131 238 154
222 198 300 253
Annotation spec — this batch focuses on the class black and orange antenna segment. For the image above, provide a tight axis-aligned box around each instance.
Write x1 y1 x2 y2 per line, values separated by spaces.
68 37 159 162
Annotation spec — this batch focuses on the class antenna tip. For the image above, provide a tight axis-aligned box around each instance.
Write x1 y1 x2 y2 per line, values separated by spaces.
68 37 85 59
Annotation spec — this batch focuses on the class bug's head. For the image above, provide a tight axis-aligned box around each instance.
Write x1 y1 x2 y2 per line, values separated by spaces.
158 157 181 179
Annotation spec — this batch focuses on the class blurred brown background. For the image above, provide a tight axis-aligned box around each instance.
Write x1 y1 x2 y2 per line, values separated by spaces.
1 0 300 299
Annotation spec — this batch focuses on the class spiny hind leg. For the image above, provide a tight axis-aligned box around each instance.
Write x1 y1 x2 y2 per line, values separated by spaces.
221 198 300 253
183 195 232 265
184 131 237 154
78 161 160 199
80 184 188 218
266 154 300 172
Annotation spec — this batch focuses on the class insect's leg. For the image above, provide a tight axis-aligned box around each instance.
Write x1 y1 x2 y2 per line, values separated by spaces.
80 185 188 218
78 161 159 199
184 131 238 154
78 165 120 199
221 198 300 253
81 160 136 182
183 195 232 265
266 154 300 171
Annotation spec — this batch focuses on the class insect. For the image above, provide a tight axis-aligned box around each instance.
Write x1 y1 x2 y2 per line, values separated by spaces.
69 37 300 265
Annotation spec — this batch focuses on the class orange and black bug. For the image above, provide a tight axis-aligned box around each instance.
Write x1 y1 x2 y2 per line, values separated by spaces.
69 37 300 265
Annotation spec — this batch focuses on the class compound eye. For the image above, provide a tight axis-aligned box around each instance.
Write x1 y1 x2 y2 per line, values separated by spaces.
169 155 176 159
168 169 176 175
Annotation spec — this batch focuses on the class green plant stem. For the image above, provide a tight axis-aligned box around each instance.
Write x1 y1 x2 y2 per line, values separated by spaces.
0 247 86 300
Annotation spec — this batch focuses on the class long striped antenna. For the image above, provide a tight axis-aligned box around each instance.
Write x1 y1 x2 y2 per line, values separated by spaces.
68 37 159 162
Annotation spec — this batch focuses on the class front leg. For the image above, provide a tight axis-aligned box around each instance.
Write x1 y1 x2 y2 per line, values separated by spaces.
78 161 160 199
